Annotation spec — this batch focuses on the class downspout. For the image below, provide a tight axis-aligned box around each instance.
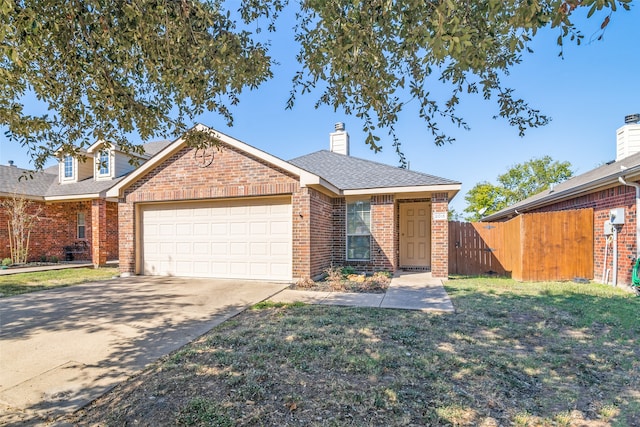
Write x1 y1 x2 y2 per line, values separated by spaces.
618 176 640 286
618 176 640 258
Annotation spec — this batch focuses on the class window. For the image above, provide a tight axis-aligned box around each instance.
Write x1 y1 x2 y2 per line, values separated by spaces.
346 201 371 260
98 151 110 175
77 213 86 239
64 156 73 178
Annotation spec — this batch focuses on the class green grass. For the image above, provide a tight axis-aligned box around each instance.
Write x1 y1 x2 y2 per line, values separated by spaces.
0 267 119 297
70 277 639 426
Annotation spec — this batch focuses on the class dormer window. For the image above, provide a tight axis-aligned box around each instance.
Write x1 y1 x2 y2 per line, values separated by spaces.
98 151 110 176
64 156 73 178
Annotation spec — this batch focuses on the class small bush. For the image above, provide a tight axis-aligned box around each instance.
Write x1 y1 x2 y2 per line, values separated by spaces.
295 277 315 288
1 258 11 267
325 266 345 291
341 265 357 277
50 256 59 263
40 255 48 263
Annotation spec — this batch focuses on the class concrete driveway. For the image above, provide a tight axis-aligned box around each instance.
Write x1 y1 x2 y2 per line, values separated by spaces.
0 276 288 423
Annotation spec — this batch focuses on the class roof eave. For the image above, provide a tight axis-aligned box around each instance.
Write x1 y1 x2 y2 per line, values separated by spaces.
343 183 461 199
483 166 640 221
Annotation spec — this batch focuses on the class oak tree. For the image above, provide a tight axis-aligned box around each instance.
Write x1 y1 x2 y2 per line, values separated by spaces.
1 0 631 169
464 155 573 221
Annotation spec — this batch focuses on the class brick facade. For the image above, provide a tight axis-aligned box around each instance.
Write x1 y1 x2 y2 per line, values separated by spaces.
116 143 451 280
119 144 306 276
532 184 637 285
0 198 118 264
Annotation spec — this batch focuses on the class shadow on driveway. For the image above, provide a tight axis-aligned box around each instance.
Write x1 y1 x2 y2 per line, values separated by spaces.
0 276 288 425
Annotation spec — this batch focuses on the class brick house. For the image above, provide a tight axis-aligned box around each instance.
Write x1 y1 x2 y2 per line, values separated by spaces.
0 140 170 265
106 123 461 281
482 115 640 286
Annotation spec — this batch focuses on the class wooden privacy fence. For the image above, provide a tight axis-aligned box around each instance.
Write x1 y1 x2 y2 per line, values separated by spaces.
449 209 593 281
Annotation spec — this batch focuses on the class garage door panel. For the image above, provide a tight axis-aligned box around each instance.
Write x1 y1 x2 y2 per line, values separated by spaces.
142 198 291 280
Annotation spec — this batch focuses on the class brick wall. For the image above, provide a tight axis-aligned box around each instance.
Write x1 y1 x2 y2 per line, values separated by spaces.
431 193 449 278
0 198 118 263
532 184 637 285
308 189 334 278
371 195 396 272
119 144 303 276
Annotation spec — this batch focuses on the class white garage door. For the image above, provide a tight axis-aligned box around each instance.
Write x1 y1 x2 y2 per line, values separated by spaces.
141 198 292 281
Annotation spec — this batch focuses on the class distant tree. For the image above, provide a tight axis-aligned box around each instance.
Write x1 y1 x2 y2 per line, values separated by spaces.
464 156 573 221
1 1 630 169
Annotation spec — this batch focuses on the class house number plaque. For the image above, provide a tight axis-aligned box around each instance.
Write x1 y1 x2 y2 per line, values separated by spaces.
194 148 215 168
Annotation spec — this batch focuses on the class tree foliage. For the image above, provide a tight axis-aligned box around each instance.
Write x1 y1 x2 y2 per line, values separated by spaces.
1 0 631 169
464 155 573 221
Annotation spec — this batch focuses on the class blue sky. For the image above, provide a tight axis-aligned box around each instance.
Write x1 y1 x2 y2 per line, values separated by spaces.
1 5 638 216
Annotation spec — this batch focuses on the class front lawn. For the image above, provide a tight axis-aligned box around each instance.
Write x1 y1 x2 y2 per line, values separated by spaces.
0 267 120 297
69 277 639 426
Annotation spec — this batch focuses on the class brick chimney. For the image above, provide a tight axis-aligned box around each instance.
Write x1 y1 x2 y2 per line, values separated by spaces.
329 122 349 155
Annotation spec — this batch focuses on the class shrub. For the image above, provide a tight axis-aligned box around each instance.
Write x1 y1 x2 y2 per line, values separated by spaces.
325 266 345 291
340 265 357 277
2 258 11 266
50 256 59 263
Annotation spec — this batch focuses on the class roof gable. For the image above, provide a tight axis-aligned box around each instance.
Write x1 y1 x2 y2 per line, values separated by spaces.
106 124 319 198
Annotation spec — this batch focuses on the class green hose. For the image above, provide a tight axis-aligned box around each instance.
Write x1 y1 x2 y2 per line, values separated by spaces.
633 258 640 287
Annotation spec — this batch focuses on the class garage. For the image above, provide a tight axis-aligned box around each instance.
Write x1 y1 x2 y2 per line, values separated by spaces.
140 197 292 281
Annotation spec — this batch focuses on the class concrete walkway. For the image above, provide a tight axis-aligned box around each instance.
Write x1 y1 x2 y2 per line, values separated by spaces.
270 271 455 313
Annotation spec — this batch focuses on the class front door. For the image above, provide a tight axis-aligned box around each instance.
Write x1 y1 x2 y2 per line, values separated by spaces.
399 202 431 268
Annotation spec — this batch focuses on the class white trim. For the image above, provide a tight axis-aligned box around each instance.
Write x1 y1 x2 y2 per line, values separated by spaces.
343 184 461 196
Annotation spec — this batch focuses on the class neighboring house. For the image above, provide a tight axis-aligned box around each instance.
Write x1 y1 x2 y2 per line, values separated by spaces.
0 140 171 265
482 115 640 286
106 123 461 281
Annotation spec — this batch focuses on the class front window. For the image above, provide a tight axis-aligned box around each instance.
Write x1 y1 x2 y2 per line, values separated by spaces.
98 151 110 175
346 200 371 260
77 212 86 239
64 156 73 178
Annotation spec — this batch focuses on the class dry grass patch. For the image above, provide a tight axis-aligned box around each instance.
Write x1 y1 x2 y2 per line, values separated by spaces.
67 277 639 426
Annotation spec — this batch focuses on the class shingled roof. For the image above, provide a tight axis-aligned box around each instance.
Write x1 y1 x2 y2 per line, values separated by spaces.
289 150 460 190
0 140 172 200
482 151 640 221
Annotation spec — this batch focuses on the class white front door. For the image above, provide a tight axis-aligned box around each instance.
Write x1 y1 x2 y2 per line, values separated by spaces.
399 202 431 268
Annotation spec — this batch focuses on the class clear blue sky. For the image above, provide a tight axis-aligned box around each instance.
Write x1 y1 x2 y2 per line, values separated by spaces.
1 5 638 216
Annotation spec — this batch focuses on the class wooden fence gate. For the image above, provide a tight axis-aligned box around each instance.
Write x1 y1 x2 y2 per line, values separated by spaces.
449 209 594 281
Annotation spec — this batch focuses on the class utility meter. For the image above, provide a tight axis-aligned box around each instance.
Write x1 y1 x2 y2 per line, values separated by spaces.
610 208 625 225
603 220 614 236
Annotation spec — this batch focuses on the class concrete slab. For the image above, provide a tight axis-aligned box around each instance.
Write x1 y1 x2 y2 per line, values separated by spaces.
0 276 288 424
318 292 385 307
380 271 455 312
270 271 454 313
